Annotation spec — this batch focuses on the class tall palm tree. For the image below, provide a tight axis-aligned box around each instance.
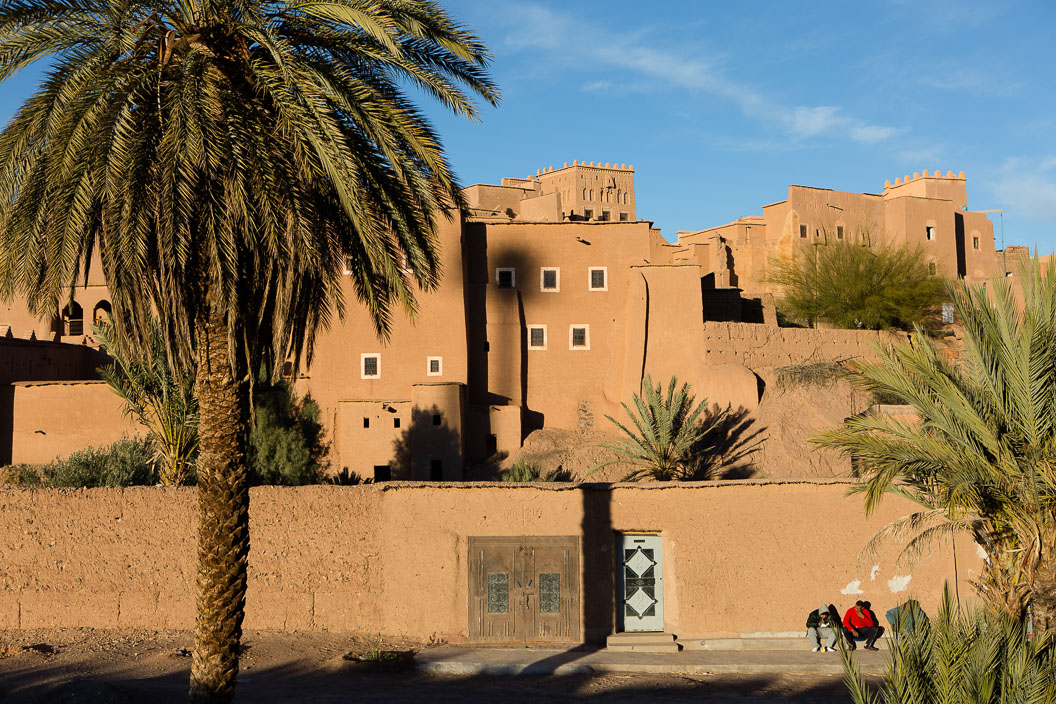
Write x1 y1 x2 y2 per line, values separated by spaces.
0 2 497 701
815 258 1056 630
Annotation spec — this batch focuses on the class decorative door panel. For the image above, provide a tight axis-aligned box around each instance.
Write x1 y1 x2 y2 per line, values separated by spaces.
468 536 580 644
619 534 664 632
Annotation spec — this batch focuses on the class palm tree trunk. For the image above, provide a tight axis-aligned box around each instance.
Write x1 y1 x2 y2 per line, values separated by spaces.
189 293 250 704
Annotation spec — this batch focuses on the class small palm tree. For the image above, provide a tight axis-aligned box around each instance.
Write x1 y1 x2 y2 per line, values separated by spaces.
841 585 1056 704
595 375 720 481
96 321 198 486
500 460 572 482
815 257 1056 628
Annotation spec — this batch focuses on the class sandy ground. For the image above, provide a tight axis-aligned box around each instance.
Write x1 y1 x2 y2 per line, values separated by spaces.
0 628 856 703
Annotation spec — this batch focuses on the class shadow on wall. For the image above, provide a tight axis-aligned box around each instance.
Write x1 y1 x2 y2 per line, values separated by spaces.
390 406 461 481
694 405 766 480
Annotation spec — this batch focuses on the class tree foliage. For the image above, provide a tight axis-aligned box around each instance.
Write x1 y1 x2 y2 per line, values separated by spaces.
842 585 1056 704
96 321 198 486
770 237 947 330
248 380 329 486
500 460 572 482
595 375 723 481
815 258 1056 627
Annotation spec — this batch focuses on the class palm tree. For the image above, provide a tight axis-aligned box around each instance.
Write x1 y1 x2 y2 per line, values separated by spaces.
815 258 1056 630
841 585 1056 704
96 320 198 486
594 375 721 480
0 2 497 701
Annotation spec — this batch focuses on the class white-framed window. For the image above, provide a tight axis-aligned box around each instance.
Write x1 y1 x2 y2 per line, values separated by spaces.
540 267 560 292
926 226 935 241
427 356 442 376
588 267 608 291
569 325 590 350
527 325 547 350
496 267 515 289
361 353 381 379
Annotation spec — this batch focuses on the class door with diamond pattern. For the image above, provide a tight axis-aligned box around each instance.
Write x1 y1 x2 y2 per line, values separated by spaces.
619 534 664 632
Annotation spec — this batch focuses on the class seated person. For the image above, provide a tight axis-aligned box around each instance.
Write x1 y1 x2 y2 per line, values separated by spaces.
885 599 926 641
843 600 885 651
805 603 839 652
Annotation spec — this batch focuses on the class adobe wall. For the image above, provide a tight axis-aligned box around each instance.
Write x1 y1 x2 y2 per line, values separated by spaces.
6 381 138 464
0 482 979 641
700 322 903 371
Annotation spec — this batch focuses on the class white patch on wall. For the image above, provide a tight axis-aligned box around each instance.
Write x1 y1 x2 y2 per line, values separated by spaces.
841 580 864 595
977 545 988 560
888 575 912 593
870 565 880 581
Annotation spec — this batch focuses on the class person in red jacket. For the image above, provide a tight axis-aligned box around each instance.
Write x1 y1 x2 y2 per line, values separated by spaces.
843 600 884 650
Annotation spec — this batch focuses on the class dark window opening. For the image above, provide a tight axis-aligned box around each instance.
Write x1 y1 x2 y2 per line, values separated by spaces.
430 459 443 481
363 356 379 377
619 212 629 221
973 236 980 250
432 414 442 426
487 434 498 457
572 327 587 347
373 465 391 482
584 209 594 220
62 301 84 337
591 269 606 289
429 358 441 374
837 226 844 240
497 269 514 288
529 327 545 348
799 224 807 238
542 269 558 290
926 226 935 241
363 417 370 428
393 417 401 429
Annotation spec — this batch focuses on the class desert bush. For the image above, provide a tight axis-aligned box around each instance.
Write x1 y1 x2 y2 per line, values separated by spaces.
500 460 572 482
43 436 158 487
248 381 329 486
0 463 43 487
770 237 947 330
775 359 851 389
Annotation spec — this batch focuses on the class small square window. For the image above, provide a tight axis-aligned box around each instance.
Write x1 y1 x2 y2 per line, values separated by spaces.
619 212 629 221
799 224 807 238
496 268 515 288
600 210 610 221
584 209 594 220
363 417 370 428
393 417 401 429
837 226 844 240
361 354 380 379
432 414 442 426
815 228 820 238
569 325 590 350
528 325 547 350
973 236 980 250
427 356 442 376
541 267 560 292
926 226 935 241
589 267 607 291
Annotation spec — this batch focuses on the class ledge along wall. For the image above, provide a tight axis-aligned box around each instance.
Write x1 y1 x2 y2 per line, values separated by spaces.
0 482 978 641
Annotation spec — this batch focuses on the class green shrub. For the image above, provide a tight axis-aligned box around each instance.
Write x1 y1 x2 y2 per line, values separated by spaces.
770 236 947 330
248 381 329 485
0 463 43 487
42 436 158 487
500 460 572 482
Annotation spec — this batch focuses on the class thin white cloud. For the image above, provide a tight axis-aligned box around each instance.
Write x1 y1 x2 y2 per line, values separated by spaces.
991 157 1056 224
582 80 613 93
500 2 902 145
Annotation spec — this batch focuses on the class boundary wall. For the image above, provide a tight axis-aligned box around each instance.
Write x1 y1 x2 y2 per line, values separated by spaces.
701 322 904 370
0 482 978 641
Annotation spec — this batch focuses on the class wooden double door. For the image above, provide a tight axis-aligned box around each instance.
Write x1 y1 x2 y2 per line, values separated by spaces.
468 536 580 643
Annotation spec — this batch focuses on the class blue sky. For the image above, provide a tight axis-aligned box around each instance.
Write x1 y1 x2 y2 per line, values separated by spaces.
2 0 1054 249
